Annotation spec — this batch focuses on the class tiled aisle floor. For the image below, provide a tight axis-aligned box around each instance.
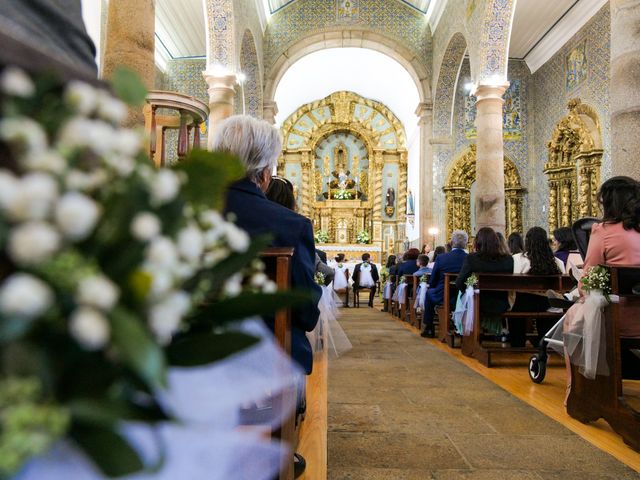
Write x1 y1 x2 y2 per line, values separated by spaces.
327 306 640 480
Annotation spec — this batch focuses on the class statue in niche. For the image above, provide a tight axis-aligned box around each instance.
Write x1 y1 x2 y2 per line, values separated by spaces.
329 168 355 189
407 189 415 215
385 187 395 217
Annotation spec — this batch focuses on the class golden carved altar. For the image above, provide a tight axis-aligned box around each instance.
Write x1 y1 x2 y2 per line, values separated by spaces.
545 99 602 232
279 91 408 258
443 144 525 240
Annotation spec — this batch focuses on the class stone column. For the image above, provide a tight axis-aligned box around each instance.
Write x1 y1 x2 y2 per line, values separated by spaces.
203 70 237 149
415 102 433 245
610 0 640 178
474 84 508 234
102 0 155 126
263 101 279 125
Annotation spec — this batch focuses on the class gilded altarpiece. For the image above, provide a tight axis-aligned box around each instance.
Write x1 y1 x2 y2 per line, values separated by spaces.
545 99 602 232
279 91 408 262
443 145 525 240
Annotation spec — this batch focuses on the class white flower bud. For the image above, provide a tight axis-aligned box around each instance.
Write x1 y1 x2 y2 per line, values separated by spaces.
146 237 178 269
177 225 204 263
149 269 173 298
105 155 135 177
131 212 161 241
22 150 66 174
8 221 61 266
69 307 110 350
58 117 114 156
0 67 35 97
0 169 19 213
150 170 180 205
262 281 278 294
250 273 268 288
54 192 101 240
66 169 108 191
148 291 189 344
6 172 58 221
0 117 47 153
224 223 250 253
96 91 127 125
0 273 53 319
76 275 119 311
113 129 141 157
223 273 243 297
64 81 97 115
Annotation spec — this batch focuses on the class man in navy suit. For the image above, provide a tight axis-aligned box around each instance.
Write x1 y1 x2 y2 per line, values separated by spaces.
420 230 468 338
215 115 321 375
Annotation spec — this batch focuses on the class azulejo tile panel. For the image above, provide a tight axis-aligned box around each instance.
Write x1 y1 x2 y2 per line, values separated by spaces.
206 0 235 67
240 29 262 118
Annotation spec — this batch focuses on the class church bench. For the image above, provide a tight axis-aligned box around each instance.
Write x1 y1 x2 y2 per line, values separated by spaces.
407 274 421 327
382 274 396 312
567 265 640 451
260 247 297 480
462 273 574 367
439 273 461 348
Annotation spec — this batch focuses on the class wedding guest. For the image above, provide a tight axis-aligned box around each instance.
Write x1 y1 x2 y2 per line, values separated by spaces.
552 227 582 275
387 254 400 277
352 253 379 307
397 248 421 276
420 230 468 338
510 226 565 348
496 231 511 256
332 254 350 306
217 115 321 376
507 232 524 255
455 227 514 336
428 246 446 270
421 244 434 262
414 254 431 276
563 177 640 404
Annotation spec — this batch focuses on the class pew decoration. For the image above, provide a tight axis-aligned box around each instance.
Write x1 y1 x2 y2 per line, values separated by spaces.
0 68 308 479
563 266 613 379
454 275 478 336
308 281 351 358
414 274 429 313
393 277 408 305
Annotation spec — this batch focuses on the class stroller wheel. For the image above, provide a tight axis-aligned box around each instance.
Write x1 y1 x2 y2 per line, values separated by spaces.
528 354 546 384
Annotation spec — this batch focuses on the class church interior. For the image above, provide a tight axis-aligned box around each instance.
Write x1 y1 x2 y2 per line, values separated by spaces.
1 0 640 479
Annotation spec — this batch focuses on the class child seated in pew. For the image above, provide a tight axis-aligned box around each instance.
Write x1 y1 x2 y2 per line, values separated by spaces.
510 226 566 348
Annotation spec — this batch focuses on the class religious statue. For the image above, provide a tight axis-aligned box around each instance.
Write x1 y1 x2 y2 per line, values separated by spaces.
407 189 414 215
329 169 356 190
385 187 395 217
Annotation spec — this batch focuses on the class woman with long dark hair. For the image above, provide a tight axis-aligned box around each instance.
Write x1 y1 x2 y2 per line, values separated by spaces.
507 232 524 255
552 227 579 267
510 227 566 347
562 176 640 405
455 227 514 334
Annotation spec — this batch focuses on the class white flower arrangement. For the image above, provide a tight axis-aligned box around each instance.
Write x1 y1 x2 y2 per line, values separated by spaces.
356 230 370 244
0 68 303 478
581 265 611 298
314 271 326 286
332 189 353 200
314 230 329 243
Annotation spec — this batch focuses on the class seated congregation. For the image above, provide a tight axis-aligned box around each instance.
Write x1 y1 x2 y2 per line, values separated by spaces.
379 175 640 451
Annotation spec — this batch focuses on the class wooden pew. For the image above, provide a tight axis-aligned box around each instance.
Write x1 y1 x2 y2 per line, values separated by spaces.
462 273 574 367
399 275 413 323
260 248 296 480
439 273 460 348
407 275 420 327
382 274 396 312
567 266 640 451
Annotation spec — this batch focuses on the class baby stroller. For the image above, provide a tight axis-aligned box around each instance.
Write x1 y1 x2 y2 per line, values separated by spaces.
528 217 599 383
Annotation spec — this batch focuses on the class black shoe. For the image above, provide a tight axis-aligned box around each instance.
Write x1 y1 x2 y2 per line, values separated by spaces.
420 327 435 338
294 453 306 478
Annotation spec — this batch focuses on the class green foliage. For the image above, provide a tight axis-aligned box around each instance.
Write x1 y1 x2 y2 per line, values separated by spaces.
111 68 147 106
71 426 145 477
174 150 245 211
167 331 259 367
314 230 329 243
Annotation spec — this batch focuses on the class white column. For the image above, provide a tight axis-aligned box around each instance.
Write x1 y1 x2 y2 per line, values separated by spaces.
203 69 237 149
415 102 434 245
263 100 279 125
474 84 508 234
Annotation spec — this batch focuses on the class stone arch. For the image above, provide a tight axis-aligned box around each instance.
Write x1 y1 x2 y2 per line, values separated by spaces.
238 29 262 118
433 32 468 139
544 99 603 232
443 144 525 238
264 29 430 105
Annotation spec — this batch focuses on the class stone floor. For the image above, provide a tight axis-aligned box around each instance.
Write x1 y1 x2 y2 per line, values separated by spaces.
327 305 640 479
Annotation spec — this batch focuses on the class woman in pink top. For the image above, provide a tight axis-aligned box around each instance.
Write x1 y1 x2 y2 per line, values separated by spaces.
563 176 640 404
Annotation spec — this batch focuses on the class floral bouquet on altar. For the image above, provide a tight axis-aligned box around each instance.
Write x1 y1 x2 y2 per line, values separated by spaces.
355 230 370 244
0 68 309 479
314 229 329 244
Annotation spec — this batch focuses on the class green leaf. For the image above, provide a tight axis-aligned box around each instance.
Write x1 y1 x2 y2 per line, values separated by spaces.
111 68 147 106
190 291 312 325
71 425 145 477
167 331 259 367
69 398 168 427
174 150 245 210
110 308 167 389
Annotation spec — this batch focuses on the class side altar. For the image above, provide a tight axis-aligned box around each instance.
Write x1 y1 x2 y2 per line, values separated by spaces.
278 91 408 261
